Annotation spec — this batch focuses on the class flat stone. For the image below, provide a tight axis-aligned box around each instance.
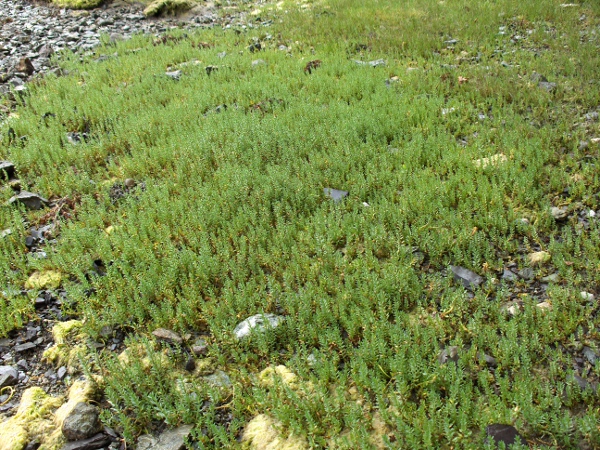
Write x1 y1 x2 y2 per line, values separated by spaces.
14 342 36 352
8 191 48 210
233 314 284 340
450 265 483 289
485 424 524 447
61 433 111 450
136 425 193 450
62 402 103 441
152 328 183 345
0 366 18 388
323 188 348 203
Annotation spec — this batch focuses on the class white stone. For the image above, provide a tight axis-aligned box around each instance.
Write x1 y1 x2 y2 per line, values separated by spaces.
233 314 284 340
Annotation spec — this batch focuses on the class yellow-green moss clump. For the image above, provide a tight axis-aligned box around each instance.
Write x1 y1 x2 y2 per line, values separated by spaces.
241 414 309 450
0 387 63 450
43 320 86 369
50 0 104 9
143 0 196 17
0 378 101 450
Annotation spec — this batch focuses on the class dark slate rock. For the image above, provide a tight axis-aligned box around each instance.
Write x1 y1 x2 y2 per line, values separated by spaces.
0 161 16 180
14 342 37 352
485 424 524 447
8 191 48 210
62 402 103 441
450 265 483 289
61 433 111 450
0 366 18 388
323 188 348 203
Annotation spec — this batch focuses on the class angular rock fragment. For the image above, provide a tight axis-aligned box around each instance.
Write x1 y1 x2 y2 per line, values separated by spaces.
152 328 183 345
8 191 49 210
450 265 483 289
61 433 111 450
0 366 18 388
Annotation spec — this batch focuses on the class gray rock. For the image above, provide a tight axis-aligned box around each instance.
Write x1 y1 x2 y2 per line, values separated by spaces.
191 337 208 356
61 433 110 450
538 81 557 92
8 191 48 210
449 265 483 289
582 347 598 366
204 370 232 388
541 273 559 283
137 425 194 450
569 374 598 393
517 267 534 280
485 424 524 447
165 70 182 80
14 342 36 352
551 206 568 220
323 188 348 203
233 314 284 340
152 328 183 345
0 366 18 388
437 346 459 365
62 402 102 441
501 268 518 281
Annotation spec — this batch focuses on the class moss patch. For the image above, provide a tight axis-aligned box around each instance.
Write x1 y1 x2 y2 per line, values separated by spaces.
241 414 309 450
143 0 196 17
50 0 104 9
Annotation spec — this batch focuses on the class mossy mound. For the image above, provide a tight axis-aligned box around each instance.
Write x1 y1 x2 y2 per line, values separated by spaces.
50 0 105 9
143 0 196 17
